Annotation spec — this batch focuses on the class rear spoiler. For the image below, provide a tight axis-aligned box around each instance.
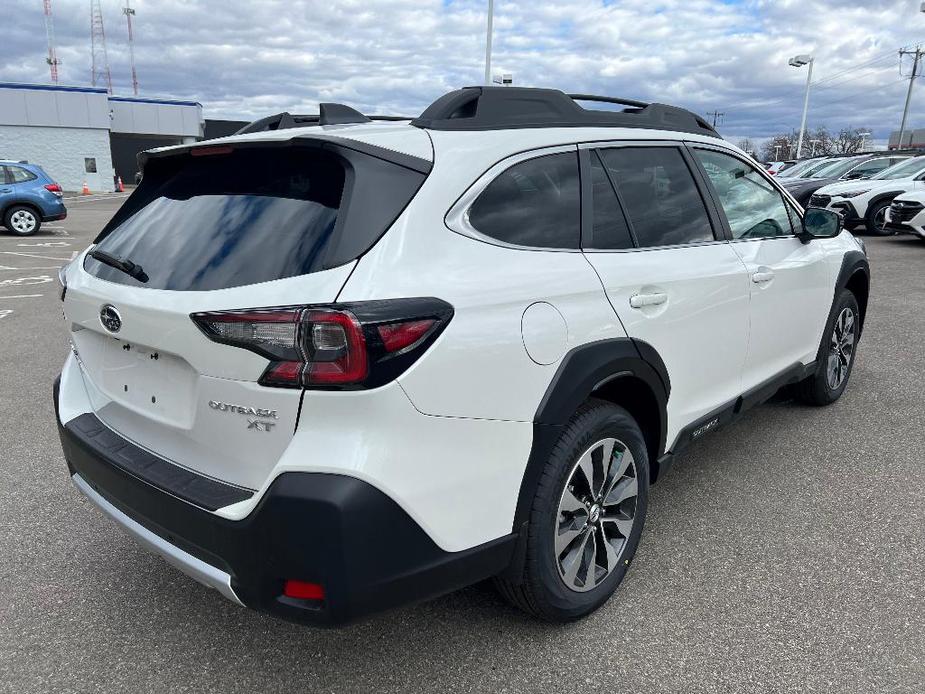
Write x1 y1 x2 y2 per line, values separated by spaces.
136 134 432 177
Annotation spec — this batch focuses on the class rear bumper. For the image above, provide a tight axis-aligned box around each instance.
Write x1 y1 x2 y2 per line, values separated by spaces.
43 210 67 222
55 376 516 626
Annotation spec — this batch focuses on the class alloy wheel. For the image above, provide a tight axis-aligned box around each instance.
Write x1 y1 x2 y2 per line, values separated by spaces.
10 209 37 234
555 437 638 592
826 307 856 390
873 206 888 231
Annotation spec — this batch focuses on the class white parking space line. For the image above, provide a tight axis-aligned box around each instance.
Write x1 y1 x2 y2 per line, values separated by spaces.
0 266 64 271
66 193 130 203
0 294 43 300
0 309 13 318
0 276 54 287
17 241 71 247
0 252 73 261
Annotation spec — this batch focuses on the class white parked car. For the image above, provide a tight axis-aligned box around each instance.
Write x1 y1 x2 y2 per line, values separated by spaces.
764 160 796 176
809 155 925 234
885 190 925 239
55 87 871 626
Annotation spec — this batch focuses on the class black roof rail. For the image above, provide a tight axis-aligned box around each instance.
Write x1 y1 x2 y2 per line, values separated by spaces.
409 86 719 137
234 108 411 135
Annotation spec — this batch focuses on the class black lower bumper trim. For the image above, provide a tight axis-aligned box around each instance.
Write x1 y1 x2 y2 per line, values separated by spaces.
67 413 254 511
57 392 516 626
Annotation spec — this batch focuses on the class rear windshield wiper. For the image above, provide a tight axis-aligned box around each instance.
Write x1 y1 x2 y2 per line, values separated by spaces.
89 249 149 283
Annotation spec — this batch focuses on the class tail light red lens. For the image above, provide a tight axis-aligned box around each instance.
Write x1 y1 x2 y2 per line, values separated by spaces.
44 183 63 194
378 319 435 352
191 298 452 390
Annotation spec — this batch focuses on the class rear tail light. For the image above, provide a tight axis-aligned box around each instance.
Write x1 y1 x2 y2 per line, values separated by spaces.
44 183 63 195
192 298 452 389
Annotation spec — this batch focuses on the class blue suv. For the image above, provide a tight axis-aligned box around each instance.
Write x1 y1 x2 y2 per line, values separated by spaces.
1 160 67 236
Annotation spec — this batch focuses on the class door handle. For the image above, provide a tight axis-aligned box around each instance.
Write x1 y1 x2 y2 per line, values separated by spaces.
752 271 774 284
629 292 668 309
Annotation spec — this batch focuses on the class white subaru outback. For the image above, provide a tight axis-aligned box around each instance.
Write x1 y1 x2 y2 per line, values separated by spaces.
55 87 870 626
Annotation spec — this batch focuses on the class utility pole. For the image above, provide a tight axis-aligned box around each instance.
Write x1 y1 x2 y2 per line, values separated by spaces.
898 47 924 150
707 110 724 128
483 0 494 86
123 0 138 95
90 0 112 94
42 0 61 84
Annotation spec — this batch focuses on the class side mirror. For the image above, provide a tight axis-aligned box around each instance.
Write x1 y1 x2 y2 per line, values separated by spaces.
799 207 842 243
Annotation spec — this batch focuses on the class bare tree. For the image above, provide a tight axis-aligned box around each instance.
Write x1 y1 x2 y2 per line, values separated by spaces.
761 132 798 161
831 127 873 154
735 137 759 158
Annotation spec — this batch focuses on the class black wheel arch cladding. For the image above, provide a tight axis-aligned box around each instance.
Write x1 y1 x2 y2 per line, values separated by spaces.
514 338 669 533
836 250 870 337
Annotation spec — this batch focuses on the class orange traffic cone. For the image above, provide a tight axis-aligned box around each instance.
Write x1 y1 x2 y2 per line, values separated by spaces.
81 180 91 195
116 176 124 193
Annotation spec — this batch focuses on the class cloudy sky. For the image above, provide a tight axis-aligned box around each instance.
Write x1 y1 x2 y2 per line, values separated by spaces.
4 0 924 145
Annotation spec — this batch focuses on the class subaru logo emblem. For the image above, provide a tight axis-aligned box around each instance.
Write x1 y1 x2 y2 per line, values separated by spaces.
100 304 122 333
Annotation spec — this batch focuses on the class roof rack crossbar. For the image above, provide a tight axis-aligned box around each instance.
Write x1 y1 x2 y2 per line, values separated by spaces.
567 93 649 110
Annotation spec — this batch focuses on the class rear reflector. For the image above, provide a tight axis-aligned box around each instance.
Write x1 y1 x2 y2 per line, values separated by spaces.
283 580 325 601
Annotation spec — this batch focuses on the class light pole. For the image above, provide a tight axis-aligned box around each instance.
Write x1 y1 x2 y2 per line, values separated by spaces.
810 139 820 156
789 54 814 158
774 144 781 161
857 131 871 152
484 0 494 86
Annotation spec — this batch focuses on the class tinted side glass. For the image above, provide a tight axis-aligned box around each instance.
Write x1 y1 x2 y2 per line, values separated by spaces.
848 159 889 178
694 149 794 239
468 152 580 249
587 151 634 250
8 166 37 183
598 147 714 248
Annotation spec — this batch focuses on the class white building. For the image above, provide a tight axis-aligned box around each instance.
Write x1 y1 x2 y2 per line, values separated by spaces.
0 82 203 192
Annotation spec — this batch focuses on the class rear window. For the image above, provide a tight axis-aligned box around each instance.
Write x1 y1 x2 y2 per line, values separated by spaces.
85 145 425 291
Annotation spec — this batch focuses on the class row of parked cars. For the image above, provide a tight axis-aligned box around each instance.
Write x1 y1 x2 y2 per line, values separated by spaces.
765 152 925 239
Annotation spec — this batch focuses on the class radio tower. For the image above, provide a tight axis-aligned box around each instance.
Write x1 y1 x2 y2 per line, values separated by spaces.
42 0 61 83
122 0 138 95
90 0 112 94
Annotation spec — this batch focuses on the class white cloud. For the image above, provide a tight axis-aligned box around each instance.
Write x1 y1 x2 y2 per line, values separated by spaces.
4 0 924 142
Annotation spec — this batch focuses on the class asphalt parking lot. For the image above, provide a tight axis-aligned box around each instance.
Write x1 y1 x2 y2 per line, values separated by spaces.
1 196 923 693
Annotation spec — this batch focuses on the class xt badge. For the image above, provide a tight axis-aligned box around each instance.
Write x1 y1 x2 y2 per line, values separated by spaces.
247 419 276 432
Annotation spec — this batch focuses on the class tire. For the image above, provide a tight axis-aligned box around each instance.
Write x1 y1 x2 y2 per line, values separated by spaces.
797 289 860 406
3 205 41 236
864 199 892 236
495 399 649 621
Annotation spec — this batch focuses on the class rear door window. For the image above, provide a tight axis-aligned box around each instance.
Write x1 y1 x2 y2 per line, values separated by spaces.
597 146 715 248
468 151 580 249
8 166 37 183
85 145 426 291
